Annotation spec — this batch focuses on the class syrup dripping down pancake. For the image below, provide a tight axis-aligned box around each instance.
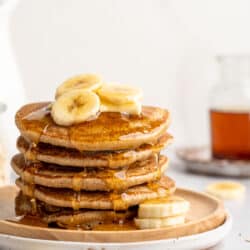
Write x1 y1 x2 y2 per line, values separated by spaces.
12 154 168 191
17 133 173 168
15 192 137 229
16 176 176 211
15 102 170 151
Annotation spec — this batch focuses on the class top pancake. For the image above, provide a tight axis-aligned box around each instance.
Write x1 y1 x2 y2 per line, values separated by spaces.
15 102 170 151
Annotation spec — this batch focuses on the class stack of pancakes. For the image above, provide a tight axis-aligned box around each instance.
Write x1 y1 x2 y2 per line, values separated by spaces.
12 102 175 229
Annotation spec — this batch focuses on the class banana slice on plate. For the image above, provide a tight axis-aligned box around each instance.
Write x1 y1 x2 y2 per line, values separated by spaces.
55 74 102 99
97 83 142 105
138 196 190 219
100 100 142 115
51 89 100 126
135 196 189 229
135 214 186 229
206 181 245 200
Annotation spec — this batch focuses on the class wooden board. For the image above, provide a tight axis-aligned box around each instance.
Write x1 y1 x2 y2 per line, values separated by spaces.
0 185 226 243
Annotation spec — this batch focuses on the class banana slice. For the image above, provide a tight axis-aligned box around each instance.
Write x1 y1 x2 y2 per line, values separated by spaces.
206 181 245 200
51 89 100 126
135 214 186 229
55 74 102 99
100 99 142 115
97 83 143 105
138 196 190 219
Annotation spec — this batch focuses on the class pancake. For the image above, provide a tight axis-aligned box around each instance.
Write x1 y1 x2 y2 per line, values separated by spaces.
16 176 176 211
15 192 136 228
12 154 168 191
15 102 170 151
17 133 173 168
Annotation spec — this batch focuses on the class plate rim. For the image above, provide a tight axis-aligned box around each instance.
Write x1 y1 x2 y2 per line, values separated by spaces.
0 212 232 246
0 185 227 243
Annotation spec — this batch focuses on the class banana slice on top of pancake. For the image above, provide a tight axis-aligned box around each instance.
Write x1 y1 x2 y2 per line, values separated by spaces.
52 81 144 126
100 99 142 115
51 89 100 126
55 74 102 99
98 83 143 115
97 83 143 105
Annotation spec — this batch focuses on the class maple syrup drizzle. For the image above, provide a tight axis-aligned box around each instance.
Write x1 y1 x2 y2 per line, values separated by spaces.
21 161 42 185
154 153 162 179
72 192 81 210
147 180 163 194
72 170 88 191
30 198 37 215
23 104 53 144
24 141 38 162
21 182 35 198
110 192 128 211
105 166 128 191
20 104 164 152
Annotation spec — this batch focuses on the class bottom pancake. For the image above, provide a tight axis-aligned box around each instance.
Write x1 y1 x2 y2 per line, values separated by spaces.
16 176 176 211
15 192 136 229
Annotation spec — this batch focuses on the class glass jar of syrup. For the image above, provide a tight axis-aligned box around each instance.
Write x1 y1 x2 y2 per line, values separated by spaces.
210 55 250 160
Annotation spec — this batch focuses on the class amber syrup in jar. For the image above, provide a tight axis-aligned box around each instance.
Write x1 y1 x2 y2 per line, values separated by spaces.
209 55 250 160
210 108 250 160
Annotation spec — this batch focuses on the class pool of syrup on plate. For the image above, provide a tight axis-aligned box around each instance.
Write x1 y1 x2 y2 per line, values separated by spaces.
9 215 138 231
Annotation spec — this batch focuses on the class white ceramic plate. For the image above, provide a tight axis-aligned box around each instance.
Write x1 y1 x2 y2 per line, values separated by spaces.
0 213 232 250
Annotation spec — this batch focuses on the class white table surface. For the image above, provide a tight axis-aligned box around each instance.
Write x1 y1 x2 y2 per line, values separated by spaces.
170 153 250 250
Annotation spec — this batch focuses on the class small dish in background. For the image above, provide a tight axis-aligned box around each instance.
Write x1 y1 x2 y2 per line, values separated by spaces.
176 146 250 177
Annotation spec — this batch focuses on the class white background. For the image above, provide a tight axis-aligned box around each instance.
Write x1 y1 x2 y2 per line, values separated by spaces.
8 0 250 147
